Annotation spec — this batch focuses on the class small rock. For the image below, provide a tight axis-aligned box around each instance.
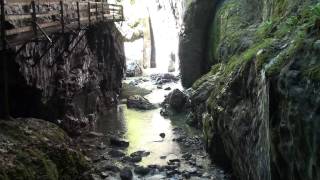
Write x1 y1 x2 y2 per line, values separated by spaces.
157 85 163 89
134 166 151 176
130 150 150 157
120 167 133 180
87 131 104 138
169 158 180 163
108 149 125 158
164 87 171 90
110 137 129 148
160 155 167 159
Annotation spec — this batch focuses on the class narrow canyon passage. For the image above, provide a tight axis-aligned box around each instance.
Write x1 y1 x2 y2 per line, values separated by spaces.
1 0 320 180
78 75 230 179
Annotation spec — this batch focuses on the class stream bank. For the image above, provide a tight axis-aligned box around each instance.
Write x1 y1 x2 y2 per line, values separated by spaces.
77 74 231 180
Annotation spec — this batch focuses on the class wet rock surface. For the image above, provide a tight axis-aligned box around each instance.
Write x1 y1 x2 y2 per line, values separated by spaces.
0 118 90 179
0 23 126 135
127 95 157 110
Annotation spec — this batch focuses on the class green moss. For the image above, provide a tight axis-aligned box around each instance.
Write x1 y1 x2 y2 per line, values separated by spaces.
303 65 320 80
224 38 274 75
192 64 222 89
0 119 90 180
266 29 306 76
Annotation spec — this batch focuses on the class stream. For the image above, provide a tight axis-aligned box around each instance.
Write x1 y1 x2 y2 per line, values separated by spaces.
79 74 230 180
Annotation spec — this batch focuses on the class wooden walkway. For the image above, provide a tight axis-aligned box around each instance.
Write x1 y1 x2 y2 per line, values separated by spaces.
0 0 124 49
0 0 124 118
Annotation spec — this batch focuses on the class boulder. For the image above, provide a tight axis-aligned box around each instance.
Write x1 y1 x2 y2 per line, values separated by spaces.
127 95 156 110
161 89 189 112
126 62 142 77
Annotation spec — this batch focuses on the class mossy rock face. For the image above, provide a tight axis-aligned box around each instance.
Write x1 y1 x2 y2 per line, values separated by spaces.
0 118 90 180
179 0 219 88
190 0 320 179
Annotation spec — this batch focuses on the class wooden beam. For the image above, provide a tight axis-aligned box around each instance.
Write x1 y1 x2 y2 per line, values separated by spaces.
60 0 64 33
88 2 91 25
31 0 37 37
77 1 80 29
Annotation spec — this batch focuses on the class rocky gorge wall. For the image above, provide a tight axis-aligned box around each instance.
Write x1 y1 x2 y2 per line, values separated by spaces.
0 22 125 135
179 0 220 87
187 0 320 179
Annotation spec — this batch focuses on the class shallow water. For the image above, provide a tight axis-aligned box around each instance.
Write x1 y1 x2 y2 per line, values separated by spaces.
92 77 229 179
95 79 184 166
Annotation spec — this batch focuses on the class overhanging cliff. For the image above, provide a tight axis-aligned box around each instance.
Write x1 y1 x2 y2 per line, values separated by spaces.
0 22 125 135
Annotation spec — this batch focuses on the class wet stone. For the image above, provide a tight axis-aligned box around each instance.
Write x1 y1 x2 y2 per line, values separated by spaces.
110 137 129 148
160 155 167 159
122 155 142 163
168 158 180 163
120 167 133 180
108 149 125 158
130 150 150 157
134 166 151 176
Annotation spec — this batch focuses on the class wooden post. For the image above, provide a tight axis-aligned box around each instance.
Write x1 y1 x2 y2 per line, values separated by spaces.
121 5 124 21
0 0 5 48
60 0 64 33
31 1 37 37
77 1 80 29
101 2 104 21
88 2 91 25
95 3 98 21
0 0 10 118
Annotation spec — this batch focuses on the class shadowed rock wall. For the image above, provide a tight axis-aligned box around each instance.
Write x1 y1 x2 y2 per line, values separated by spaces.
0 23 125 135
189 0 320 179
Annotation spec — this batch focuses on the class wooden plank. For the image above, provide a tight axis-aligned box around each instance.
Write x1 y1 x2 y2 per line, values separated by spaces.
7 11 60 21
6 22 59 36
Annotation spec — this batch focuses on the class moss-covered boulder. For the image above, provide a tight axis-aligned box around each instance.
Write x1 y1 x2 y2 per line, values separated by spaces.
0 118 90 180
190 0 320 179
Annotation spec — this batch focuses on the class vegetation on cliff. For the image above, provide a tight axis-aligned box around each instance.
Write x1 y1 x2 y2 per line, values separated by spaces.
0 118 89 180
189 0 320 179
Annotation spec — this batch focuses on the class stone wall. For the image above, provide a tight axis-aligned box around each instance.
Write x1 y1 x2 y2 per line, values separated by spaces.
0 22 125 135
189 0 320 179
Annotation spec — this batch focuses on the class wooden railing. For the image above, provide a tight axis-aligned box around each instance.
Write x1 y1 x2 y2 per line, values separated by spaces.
1 0 124 40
